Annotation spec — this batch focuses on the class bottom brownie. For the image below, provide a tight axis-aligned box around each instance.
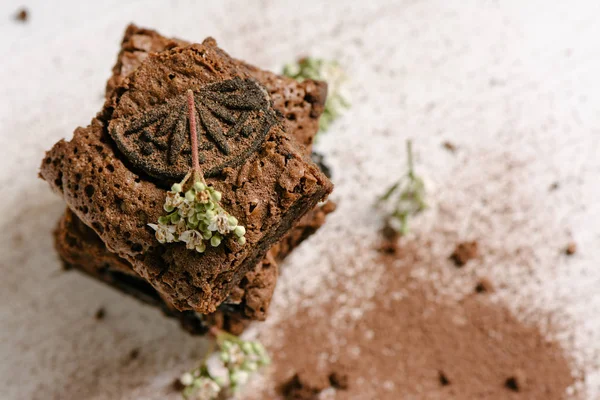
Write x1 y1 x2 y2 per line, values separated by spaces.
55 201 335 335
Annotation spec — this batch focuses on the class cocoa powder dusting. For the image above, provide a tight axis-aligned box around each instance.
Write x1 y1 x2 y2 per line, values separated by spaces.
248 246 575 400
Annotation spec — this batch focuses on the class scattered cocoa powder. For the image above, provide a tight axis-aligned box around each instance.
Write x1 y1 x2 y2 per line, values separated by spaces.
450 241 479 267
252 249 574 400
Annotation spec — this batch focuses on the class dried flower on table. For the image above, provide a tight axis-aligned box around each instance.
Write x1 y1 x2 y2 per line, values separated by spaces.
377 140 426 235
179 328 270 399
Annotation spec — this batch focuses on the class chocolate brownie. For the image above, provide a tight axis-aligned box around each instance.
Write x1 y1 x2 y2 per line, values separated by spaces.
48 26 335 333
40 38 333 314
55 199 334 334
55 208 276 334
106 25 325 152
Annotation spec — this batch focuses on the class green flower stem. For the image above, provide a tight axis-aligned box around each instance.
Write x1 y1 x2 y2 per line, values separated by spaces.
377 140 426 235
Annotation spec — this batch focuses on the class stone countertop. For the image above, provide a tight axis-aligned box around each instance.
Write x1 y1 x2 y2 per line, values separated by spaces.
1 1 600 399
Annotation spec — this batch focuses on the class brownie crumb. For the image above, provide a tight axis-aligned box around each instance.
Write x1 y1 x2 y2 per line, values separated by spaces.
14 8 28 22
378 222 400 254
378 240 399 254
329 372 349 390
172 377 185 392
505 376 519 392
438 371 451 386
565 242 577 256
450 241 479 267
474 277 494 294
549 181 560 191
94 307 106 320
505 370 526 392
281 374 320 400
129 348 140 360
442 141 457 153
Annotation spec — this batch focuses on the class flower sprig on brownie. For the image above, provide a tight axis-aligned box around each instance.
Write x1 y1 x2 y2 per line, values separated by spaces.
283 57 350 133
149 89 246 252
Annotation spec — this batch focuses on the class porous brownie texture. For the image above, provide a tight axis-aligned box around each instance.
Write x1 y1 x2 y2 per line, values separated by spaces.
55 199 334 334
41 37 333 314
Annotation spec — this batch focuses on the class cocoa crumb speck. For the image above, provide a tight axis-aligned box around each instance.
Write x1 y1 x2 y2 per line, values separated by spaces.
95 307 106 320
442 141 457 153
129 348 140 360
450 241 478 267
505 376 519 391
438 371 450 386
565 242 577 256
474 277 494 294
14 8 28 22
329 372 349 390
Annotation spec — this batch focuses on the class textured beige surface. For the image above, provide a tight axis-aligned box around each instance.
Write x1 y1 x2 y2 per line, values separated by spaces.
2 1 600 399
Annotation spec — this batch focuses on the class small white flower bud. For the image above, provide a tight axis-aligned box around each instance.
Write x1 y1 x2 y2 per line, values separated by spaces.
171 183 183 193
185 190 195 202
213 376 226 387
234 225 246 238
193 181 206 191
179 372 194 386
211 190 222 202
158 216 169 225
227 216 238 227
241 342 254 354
196 242 206 253
220 352 229 363
242 361 258 372
210 235 222 247
231 370 249 387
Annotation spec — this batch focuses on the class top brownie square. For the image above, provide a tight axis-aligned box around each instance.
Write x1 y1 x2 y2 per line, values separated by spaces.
40 38 333 313
106 25 326 152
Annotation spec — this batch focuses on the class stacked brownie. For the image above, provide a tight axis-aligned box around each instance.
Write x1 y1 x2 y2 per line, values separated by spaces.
42 25 334 335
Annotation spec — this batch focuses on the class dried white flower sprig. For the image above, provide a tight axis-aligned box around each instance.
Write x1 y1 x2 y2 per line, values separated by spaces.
179 327 271 400
283 57 350 133
149 90 246 252
377 140 426 235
